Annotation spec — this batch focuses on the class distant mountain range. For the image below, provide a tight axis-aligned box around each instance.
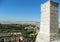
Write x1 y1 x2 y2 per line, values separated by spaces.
0 20 60 28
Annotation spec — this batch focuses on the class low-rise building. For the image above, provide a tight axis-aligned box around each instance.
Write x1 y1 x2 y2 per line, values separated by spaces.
0 33 23 42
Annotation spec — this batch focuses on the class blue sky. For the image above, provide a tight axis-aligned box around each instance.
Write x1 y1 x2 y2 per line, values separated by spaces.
0 0 60 22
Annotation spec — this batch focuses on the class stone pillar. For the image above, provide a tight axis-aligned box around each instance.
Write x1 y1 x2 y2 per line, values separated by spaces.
36 0 58 42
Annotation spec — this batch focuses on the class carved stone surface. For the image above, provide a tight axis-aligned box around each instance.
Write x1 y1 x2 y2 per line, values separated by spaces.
36 0 58 42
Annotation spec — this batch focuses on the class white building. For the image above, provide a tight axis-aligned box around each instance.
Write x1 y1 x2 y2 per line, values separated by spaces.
36 0 59 42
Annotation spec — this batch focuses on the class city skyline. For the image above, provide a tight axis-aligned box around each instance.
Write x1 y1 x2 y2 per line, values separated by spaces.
0 0 60 22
